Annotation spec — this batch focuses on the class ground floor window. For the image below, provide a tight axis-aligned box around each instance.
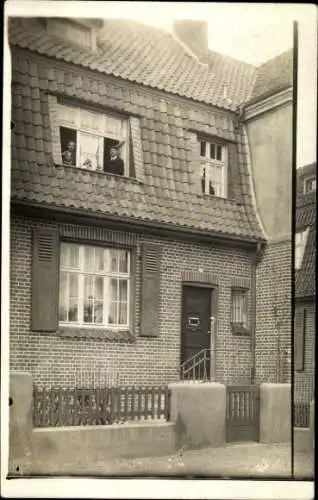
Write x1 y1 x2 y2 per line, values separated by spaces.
59 242 131 328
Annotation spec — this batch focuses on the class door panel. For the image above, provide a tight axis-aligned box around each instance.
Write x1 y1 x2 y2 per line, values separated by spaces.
181 286 211 369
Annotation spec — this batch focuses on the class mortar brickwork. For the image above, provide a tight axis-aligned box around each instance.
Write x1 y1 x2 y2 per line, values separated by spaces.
255 239 292 384
10 215 255 388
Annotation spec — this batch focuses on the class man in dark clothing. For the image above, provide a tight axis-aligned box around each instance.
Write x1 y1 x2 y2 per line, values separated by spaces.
105 146 124 176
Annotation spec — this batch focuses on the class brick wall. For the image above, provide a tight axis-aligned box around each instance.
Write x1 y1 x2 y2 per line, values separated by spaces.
294 300 315 403
10 215 256 388
255 239 292 383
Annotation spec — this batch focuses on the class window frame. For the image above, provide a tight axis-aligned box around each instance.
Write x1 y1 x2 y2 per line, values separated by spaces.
198 137 228 198
57 101 129 175
303 176 316 194
231 287 250 336
58 241 133 331
295 228 309 270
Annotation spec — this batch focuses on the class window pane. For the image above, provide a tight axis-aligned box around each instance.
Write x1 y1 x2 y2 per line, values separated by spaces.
119 280 128 301
94 301 103 324
118 250 129 273
110 251 118 272
59 272 68 321
118 302 127 325
68 298 78 322
200 141 206 157
110 278 118 300
94 277 103 299
95 247 105 272
83 246 94 271
69 245 80 268
69 274 79 297
108 302 117 324
83 299 93 323
79 132 100 170
217 145 222 161
210 143 216 159
84 276 93 298
60 243 69 267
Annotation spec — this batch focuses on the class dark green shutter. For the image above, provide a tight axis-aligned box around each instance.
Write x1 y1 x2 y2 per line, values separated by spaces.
295 308 306 371
140 243 162 337
227 142 240 201
32 228 59 332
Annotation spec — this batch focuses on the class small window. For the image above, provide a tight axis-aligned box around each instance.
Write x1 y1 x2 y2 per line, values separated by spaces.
199 139 227 197
231 289 248 327
303 176 316 194
59 242 131 328
295 228 309 269
57 103 129 176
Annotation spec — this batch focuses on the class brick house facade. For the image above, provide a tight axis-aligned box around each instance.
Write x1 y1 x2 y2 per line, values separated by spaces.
8 17 293 388
294 163 316 403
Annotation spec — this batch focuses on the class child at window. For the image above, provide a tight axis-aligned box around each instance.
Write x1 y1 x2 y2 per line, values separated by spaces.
62 140 76 166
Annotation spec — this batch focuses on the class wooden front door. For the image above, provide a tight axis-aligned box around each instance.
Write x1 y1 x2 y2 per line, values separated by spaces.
181 286 211 379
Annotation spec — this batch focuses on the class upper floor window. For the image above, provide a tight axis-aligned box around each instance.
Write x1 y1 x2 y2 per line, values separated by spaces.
57 103 129 176
59 242 131 328
199 139 228 198
303 176 316 194
295 228 309 269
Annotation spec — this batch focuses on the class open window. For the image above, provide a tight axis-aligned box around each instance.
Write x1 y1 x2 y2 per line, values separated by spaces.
56 102 129 176
199 138 228 198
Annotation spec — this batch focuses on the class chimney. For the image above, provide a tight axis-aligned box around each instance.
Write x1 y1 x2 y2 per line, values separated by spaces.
172 20 209 61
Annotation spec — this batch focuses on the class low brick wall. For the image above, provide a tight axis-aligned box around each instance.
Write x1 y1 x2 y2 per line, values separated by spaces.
260 383 291 443
168 382 226 450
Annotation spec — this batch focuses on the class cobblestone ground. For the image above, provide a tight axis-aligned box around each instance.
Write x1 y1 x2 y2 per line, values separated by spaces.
27 442 314 478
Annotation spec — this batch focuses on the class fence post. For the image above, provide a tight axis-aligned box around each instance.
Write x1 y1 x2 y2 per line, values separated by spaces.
9 372 33 474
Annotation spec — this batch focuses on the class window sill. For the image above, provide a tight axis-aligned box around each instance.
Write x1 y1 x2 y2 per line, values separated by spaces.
54 163 143 185
231 324 250 336
57 326 136 342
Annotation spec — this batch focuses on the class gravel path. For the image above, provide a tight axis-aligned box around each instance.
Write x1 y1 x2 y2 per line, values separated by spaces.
27 442 314 479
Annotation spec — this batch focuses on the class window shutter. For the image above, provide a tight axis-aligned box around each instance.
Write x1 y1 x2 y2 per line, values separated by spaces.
47 95 63 165
140 243 162 337
129 116 144 182
227 142 240 201
294 308 306 371
32 228 59 332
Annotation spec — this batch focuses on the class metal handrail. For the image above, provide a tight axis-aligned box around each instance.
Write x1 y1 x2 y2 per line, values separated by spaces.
180 348 211 382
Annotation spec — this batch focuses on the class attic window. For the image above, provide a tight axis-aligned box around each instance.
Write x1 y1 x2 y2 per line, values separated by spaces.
46 18 95 49
56 103 129 176
303 176 316 194
199 139 228 198
295 228 309 269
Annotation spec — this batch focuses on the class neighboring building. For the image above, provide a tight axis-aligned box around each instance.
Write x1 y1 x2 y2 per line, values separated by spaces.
9 17 292 388
294 163 316 404
244 49 293 383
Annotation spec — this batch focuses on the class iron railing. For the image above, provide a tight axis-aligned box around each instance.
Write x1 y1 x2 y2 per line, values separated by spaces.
180 348 212 382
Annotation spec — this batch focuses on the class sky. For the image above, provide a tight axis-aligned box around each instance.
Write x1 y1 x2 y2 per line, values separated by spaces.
4 1 318 166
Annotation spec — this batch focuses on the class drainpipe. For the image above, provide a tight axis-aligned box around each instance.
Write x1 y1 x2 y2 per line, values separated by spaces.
251 242 263 384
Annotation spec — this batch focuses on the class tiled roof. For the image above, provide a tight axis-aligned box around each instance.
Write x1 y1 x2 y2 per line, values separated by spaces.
10 47 264 242
295 164 316 299
250 49 293 102
9 17 257 111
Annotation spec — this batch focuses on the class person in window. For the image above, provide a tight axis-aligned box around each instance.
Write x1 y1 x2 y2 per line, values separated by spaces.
62 140 76 166
105 146 124 176
201 168 215 195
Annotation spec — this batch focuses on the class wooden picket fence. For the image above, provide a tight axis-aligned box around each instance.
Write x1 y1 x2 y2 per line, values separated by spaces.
33 385 170 427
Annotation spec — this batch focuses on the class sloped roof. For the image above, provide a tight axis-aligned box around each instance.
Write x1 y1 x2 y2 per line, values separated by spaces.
9 17 257 111
295 163 316 299
250 49 293 102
